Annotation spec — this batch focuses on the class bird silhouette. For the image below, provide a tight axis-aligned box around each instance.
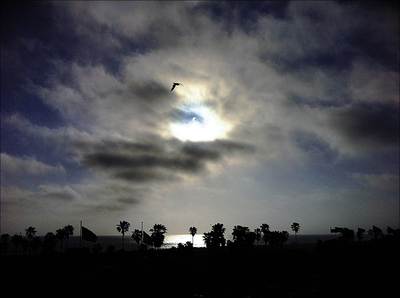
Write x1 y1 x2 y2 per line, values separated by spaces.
171 82 183 92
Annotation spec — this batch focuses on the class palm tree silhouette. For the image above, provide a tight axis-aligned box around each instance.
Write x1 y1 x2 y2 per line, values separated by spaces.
25 226 36 240
132 229 142 245
25 227 37 254
116 220 130 250
203 223 226 248
150 224 167 248
291 222 300 242
64 225 74 238
189 226 197 245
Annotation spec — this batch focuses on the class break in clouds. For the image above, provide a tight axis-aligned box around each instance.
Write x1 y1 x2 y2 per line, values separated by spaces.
1 2 398 234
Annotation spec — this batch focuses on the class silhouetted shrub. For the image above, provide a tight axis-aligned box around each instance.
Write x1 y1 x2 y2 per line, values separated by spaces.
0 234 10 254
356 228 366 241
43 232 57 254
260 224 270 246
368 226 383 240
269 231 289 248
232 225 256 248
386 226 400 241
31 236 42 253
11 234 24 253
330 227 355 241
254 228 261 244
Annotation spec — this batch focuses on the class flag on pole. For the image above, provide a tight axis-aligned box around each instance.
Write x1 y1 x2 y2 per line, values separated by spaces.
81 226 97 242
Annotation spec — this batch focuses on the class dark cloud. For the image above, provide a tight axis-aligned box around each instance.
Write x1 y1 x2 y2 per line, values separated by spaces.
83 152 205 172
212 140 256 153
114 170 174 182
181 144 220 160
74 139 163 155
329 102 399 148
79 138 254 182
81 190 141 212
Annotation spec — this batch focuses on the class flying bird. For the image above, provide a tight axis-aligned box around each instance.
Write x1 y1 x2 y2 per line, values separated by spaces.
171 82 183 92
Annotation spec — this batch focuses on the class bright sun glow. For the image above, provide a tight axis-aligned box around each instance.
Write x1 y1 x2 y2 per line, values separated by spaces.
170 105 231 142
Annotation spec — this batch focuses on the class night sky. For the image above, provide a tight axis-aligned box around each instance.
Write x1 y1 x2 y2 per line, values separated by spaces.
1 1 399 235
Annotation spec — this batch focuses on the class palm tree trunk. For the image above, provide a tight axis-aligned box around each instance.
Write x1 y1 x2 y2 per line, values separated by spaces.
192 235 194 245
122 233 125 250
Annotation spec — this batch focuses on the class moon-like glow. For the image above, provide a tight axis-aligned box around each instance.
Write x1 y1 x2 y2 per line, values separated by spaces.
170 104 231 142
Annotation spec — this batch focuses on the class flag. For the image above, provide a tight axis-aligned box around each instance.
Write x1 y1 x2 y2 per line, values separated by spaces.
81 226 97 242
142 231 153 246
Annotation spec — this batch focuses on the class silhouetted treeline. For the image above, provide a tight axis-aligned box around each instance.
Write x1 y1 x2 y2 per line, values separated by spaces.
1 221 399 256
1 225 74 255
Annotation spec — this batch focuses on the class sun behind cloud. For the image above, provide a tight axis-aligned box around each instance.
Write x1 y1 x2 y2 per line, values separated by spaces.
168 83 232 142
169 104 232 142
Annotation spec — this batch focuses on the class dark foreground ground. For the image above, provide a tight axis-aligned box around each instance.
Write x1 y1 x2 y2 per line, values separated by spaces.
1 238 398 298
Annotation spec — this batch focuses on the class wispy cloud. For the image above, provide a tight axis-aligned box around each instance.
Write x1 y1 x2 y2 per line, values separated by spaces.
1 153 65 177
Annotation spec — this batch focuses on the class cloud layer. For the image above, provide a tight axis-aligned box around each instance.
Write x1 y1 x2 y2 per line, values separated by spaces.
1 2 398 234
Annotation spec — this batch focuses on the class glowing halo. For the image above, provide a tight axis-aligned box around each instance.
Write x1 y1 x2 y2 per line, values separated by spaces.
169 104 231 142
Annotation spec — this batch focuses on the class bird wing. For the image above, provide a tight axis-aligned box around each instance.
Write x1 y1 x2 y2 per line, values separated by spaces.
170 84 176 92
